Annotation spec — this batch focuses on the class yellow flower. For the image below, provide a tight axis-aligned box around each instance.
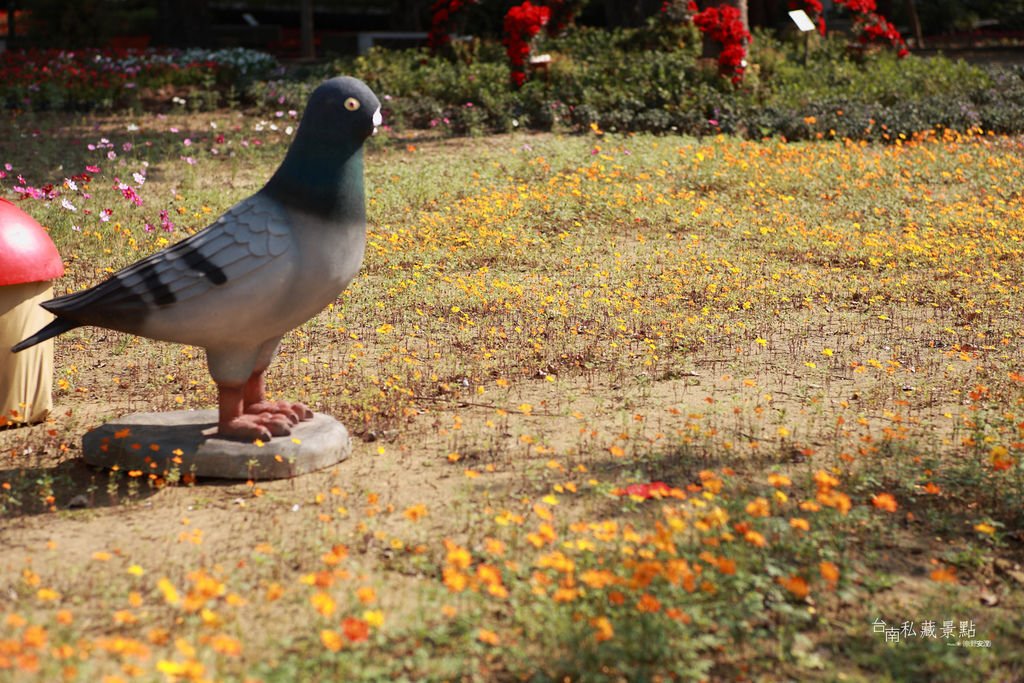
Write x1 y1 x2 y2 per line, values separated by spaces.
157 577 179 605
363 609 385 628
591 616 614 642
36 587 61 602
310 591 336 617
320 629 343 652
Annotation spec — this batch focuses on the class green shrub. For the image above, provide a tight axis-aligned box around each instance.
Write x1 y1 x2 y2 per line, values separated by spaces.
6 22 1024 142
300 26 1024 141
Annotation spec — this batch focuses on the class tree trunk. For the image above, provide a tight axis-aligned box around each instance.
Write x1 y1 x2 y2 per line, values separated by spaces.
904 0 923 48
300 0 315 60
156 0 210 47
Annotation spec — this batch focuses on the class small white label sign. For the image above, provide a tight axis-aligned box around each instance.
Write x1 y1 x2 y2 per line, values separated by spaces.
789 9 817 32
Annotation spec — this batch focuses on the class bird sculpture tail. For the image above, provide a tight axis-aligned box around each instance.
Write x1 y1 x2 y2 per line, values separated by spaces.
11 317 81 353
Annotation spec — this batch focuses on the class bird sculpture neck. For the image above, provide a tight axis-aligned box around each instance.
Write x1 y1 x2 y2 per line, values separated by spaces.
262 143 366 224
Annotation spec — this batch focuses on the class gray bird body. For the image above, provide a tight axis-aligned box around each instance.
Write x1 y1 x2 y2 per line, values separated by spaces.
14 76 380 398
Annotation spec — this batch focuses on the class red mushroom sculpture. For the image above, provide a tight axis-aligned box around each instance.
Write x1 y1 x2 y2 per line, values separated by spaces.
0 197 64 425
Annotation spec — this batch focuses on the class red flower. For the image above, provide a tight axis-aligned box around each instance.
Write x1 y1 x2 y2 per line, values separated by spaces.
836 0 907 57
613 481 677 500
502 1 551 87
428 0 478 52
691 3 751 82
341 616 370 643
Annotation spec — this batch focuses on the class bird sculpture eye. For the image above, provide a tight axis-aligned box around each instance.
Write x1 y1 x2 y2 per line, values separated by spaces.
344 97 361 111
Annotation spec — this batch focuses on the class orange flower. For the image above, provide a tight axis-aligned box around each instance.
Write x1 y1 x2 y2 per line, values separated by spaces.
442 567 469 593
210 634 242 657
715 557 737 575
819 561 840 586
930 566 957 583
745 497 770 517
990 445 1014 471
553 587 579 603
816 489 851 515
22 625 47 649
476 628 500 645
666 607 691 623
871 493 898 512
403 503 428 521
789 517 810 531
483 537 506 556
636 593 662 613
813 470 840 491
321 544 348 566
444 539 472 569
580 569 618 589
778 575 810 599
356 586 376 605
743 530 767 547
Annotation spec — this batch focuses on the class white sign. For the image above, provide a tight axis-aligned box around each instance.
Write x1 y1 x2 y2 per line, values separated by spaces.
789 10 816 32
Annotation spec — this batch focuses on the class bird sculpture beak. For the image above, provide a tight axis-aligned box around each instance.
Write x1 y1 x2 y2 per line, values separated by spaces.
372 107 382 136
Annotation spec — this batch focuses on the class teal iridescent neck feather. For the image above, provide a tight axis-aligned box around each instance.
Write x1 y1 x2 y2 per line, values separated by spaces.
261 76 379 222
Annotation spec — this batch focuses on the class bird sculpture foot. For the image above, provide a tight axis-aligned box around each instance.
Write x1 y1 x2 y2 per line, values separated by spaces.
245 400 314 425
218 413 294 441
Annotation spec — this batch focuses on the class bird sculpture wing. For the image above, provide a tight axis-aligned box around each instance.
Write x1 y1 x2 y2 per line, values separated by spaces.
12 193 292 351
49 194 289 319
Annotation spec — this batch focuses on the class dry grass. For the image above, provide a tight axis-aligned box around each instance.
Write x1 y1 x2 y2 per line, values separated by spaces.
1 111 1023 681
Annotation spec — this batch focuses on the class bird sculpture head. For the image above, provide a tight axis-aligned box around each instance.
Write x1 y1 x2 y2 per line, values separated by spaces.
264 77 382 220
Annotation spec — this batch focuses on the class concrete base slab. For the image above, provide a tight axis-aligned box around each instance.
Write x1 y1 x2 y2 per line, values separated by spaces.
82 410 351 480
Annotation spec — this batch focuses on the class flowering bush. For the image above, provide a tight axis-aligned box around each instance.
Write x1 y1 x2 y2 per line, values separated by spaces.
692 2 752 83
836 0 908 57
0 47 277 111
502 1 551 87
660 0 699 24
427 0 477 53
544 0 584 37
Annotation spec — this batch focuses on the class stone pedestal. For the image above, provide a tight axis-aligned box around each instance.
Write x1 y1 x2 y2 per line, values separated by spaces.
82 410 351 480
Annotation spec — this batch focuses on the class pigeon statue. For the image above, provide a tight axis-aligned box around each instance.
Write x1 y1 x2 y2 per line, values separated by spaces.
12 76 381 442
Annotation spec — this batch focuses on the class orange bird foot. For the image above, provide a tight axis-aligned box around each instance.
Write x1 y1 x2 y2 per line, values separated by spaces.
245 400 314 425
218 413 294 441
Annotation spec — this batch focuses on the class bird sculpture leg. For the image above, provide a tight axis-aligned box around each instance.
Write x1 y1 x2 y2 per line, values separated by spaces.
242 366 314 425
216 382 292 441
242 337 313 424
209 342 303 441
